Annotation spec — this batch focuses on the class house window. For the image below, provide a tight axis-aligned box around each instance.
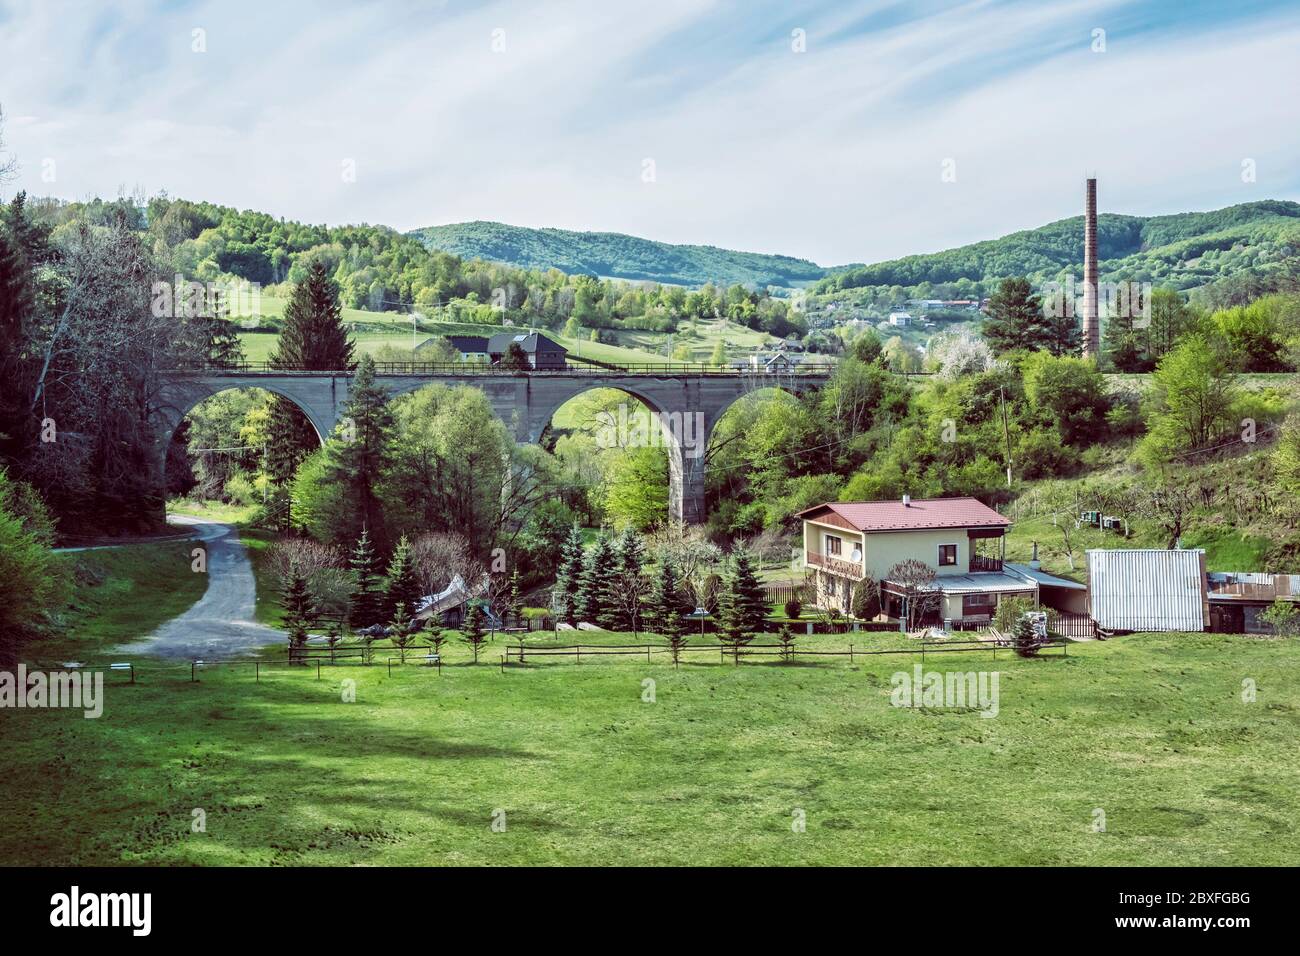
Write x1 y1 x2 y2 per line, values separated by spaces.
939 544 958 566
962 593 996 616
825 535 842 557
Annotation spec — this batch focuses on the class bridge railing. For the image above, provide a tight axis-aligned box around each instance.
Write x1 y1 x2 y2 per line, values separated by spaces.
166 361 840 376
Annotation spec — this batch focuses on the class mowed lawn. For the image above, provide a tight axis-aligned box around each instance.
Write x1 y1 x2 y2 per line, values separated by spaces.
2 628 1297 866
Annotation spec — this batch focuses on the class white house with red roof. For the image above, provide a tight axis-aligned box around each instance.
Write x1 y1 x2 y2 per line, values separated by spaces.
795 495 1083 627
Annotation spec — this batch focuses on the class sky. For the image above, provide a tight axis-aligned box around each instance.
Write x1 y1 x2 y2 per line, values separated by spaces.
1 0 1298 267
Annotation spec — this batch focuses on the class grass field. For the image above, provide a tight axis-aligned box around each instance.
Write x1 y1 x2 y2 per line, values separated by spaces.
233 299 781 368
3 622 1297 865
1003 512 1278 580
32 541 208 662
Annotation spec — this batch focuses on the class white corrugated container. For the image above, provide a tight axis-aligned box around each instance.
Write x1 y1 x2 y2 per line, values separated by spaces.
1086 549 1207 632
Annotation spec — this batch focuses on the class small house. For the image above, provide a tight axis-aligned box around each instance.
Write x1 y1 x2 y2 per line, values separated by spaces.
487 331 568 370
795 496 1081 628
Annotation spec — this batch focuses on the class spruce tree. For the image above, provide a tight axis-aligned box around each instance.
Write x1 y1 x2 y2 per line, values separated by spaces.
383 534 421 620
716 578 752 661
0 227 33 463
730 550 769 634
269 261 356 371
606 528 646 630
577 531 616 625
981 277 1047 355
502 568 522 628
326 354 394 548
555 525 585 625
347 529 384 630
462 601 487 662
2 192 52 265
649 561 686 638
280 567 316 659
388 602 416 661
266 261 355 523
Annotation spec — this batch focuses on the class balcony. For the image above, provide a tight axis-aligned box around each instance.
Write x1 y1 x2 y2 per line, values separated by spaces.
807 551 866 579
969 554 1003 573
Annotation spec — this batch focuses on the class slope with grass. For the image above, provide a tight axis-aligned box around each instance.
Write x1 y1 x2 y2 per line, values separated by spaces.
1 626 1296 865
37 540 207 661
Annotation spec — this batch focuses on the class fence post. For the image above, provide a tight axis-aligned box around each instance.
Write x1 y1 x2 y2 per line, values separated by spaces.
849 643 854 664
255 662 260 683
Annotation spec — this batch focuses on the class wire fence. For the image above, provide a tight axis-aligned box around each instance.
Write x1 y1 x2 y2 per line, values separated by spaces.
500 636 1070 669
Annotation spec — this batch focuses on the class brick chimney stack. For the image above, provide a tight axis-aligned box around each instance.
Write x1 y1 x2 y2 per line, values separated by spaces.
1082 177 1100 359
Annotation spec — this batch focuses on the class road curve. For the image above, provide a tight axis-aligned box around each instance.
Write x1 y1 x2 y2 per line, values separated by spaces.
115 515 282 659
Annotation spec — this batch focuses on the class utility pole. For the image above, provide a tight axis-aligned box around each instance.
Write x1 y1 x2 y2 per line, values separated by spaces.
999 385 1013 487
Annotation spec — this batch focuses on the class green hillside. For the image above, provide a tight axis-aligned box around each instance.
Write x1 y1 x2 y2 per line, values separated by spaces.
408 220 828 288
817 200 1300 301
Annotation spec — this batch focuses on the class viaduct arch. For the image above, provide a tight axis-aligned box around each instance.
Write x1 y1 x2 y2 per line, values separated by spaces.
154 369 829 525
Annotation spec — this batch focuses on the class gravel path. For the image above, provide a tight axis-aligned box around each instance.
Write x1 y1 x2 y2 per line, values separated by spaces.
115 515 281 660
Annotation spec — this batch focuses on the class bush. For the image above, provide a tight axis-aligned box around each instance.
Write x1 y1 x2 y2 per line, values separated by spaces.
1260 600 1300 637
994 596 1035 634
783 598 803 620
1010 614 1042 657
0 471 62 659
224 471 260 506
1105 394 1145 438
851 580 880 620
1015 428 1080 480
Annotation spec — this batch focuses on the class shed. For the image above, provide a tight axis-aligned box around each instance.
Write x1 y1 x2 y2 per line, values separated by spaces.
1086 549 1208 633
1206 571 1300 633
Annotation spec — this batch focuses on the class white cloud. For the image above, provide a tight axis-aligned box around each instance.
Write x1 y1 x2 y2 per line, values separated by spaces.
1 0 1296 266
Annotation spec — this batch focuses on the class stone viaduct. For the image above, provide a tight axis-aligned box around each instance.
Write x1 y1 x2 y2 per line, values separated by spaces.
154 368 829 524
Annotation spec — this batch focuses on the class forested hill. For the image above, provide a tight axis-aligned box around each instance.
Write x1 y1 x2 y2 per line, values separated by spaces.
815 200 1300 299
407 220 830 288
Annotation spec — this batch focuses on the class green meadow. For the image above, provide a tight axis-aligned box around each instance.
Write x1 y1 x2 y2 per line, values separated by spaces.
4 601 1297 865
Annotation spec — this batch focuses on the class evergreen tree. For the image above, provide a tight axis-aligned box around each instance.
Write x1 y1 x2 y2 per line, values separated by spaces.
280 567 316 658
729 550 769 634
266 260 355 523
326 354 394 548
555 525 585 626
383 534 421 620
981 277 1047 354
2 192 53 266
500 341 530 370
576 531 616 625
648 560 686 638
777 623 797 663
461 601 487 662
269 260 356 371
502 568 522 628
1103 311 1148 372
0 227 33 463
347 529 384 629
388 602 416 661
1041 303 1082 357
606 527 646 630
716 576 752 660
